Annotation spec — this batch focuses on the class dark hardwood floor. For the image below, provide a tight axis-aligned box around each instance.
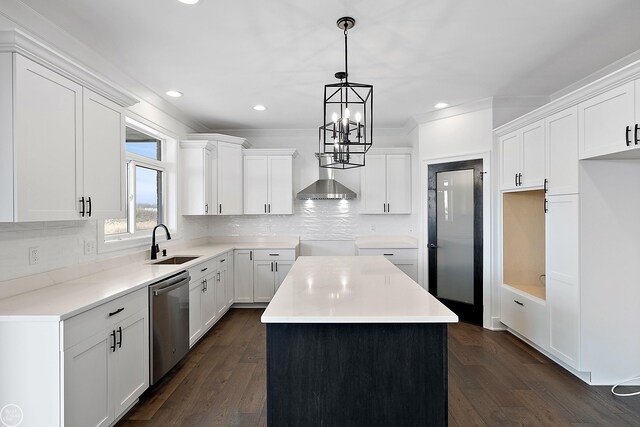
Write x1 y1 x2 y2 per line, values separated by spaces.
117 308 640 427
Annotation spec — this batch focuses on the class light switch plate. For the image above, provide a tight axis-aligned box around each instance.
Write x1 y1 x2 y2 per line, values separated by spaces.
29 247 40 265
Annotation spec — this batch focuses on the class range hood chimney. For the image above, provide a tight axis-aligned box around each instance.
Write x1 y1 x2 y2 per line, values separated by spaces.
296 164 357 200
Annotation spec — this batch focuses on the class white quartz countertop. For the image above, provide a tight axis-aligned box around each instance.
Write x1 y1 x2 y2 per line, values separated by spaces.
261 256 458 324
0 240 299 321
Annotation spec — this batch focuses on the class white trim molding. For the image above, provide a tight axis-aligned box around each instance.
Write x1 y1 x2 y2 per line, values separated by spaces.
242 148 298 158
186 132 251 148
0 29 139 107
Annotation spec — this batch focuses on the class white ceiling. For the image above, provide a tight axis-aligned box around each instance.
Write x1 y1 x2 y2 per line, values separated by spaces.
17 0 640 130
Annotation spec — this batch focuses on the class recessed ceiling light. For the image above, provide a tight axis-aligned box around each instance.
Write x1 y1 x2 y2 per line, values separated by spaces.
178 0 200 4
253 105 267 111
434 102 449 109
165 90 183 98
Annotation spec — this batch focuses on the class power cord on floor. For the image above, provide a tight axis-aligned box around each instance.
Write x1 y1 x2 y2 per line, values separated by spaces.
611 376 640 397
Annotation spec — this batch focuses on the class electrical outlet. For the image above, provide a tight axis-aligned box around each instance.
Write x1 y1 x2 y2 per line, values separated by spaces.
29 247 40 265
409 225 415 234
370 224 376 232
84 239 96 255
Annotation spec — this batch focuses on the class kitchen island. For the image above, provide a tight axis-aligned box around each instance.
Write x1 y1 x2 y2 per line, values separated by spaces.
261 256 458 427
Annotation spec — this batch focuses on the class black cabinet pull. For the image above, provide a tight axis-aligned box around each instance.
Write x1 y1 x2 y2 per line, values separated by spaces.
514 300 524 307
110 330 116 352
202 279 206 292
387 203 390 212
220 259 225 263
275 262 278 272
201 267 208 272
271 262 273 272
383 203 386 212
383 253 394 256
250 251 252 261
86 197 92 217
626 126 632 146
268 204 271 213
635 124 639 145
518 173 523 186
544 179 548 193
108 307 125 317
117 326 122 348
544 198 548 213
205 203 208 214
219 204 222 214
79 196 85 217
514 174 518 187
264 204 267 213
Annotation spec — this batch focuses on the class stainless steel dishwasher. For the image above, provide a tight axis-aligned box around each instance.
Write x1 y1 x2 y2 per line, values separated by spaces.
149 270 190 385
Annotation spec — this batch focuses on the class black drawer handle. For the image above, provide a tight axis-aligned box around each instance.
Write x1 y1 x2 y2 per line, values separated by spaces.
201 267 208 272
383 253 394 256
635 124 639 145
117 326 122 348
626 125 631 146
87 196 92 217
220 259 225 263
110 330 116 352
269 253 279 256
514 300 524 306
108 307 125 317
79 196 85 217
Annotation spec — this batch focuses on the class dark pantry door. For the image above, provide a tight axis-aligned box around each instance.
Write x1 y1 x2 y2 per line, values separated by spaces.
427 159 483 324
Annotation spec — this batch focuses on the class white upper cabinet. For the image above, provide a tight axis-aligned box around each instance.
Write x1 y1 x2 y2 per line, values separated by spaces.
12 54 84 222
578 81 637 159
181 141 215 215
184 133 249 216
83 89 126 218
500 120 545 190
360 148 412 214
218 141 243 215
0 52 131 222
546 106 579 195
243 149 297 215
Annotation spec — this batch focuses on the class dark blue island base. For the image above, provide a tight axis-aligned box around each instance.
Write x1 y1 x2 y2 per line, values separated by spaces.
266 322 448 427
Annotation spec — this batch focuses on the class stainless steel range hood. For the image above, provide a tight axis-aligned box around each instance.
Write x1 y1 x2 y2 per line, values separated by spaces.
296 165 357 200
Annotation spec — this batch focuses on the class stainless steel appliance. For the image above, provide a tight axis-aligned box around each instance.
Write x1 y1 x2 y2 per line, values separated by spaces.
149 271 190 385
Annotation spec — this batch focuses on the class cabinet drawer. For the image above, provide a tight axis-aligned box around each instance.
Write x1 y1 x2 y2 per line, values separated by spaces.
188 258 217 283
253 249 295 261
63 287 147 350
357 248 418 262
214 254 229 269
501 286 548 349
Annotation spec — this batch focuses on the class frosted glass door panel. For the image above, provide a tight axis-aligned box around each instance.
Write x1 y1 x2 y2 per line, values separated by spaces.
435 169 474 304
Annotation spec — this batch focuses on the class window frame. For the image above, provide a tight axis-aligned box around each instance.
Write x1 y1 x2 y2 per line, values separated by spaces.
98 116 178 253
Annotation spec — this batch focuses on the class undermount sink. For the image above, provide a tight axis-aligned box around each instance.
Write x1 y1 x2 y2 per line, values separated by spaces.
152 256 200 265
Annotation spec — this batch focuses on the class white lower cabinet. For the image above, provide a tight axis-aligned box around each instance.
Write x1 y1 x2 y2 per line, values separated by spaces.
275 261 293 292
234 250 254 302
546 194 581 369
63 287 149 427
501 285 548 349
188 255 233 348
254 261 276 303
356 248 418 282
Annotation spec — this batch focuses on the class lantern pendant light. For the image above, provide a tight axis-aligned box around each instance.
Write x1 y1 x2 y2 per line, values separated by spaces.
319 17 373 169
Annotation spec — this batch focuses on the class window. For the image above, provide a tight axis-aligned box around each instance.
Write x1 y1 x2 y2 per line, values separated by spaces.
104 125 166 239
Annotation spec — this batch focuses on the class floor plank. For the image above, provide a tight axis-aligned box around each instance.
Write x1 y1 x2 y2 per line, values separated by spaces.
117 309 640 426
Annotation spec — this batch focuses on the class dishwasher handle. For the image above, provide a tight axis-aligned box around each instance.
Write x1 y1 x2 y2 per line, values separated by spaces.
150 271 190 296
152 278 189 296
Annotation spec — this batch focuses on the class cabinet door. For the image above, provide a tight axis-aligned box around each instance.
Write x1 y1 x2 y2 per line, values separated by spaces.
14 54 83 221
215 268 228 316
394 261 418 282
218 142 243 214
269 156 294 214
275 261 293 292
500 132 522 190
546 195 581 369
360 154 386 214
546 107 579 195
210 146 218 215
202 274 217 330
385 154 411 214
226 252 235 305
188 280 203 346
113 312 148 418
244 155 268 214
579 81 636 159
234 250 254 302
520 120 545 188
83 89 125 218
182 147 209 215
254 261 275 302
64 332 112 427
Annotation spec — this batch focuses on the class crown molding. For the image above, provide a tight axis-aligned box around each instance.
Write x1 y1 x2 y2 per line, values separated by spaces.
0 28 139 107
495 58 640 136
186 132 251 148
242 148 298 158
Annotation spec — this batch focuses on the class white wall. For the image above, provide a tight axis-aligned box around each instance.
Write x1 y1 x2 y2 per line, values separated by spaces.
417 107 496 326
208 128 421 257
